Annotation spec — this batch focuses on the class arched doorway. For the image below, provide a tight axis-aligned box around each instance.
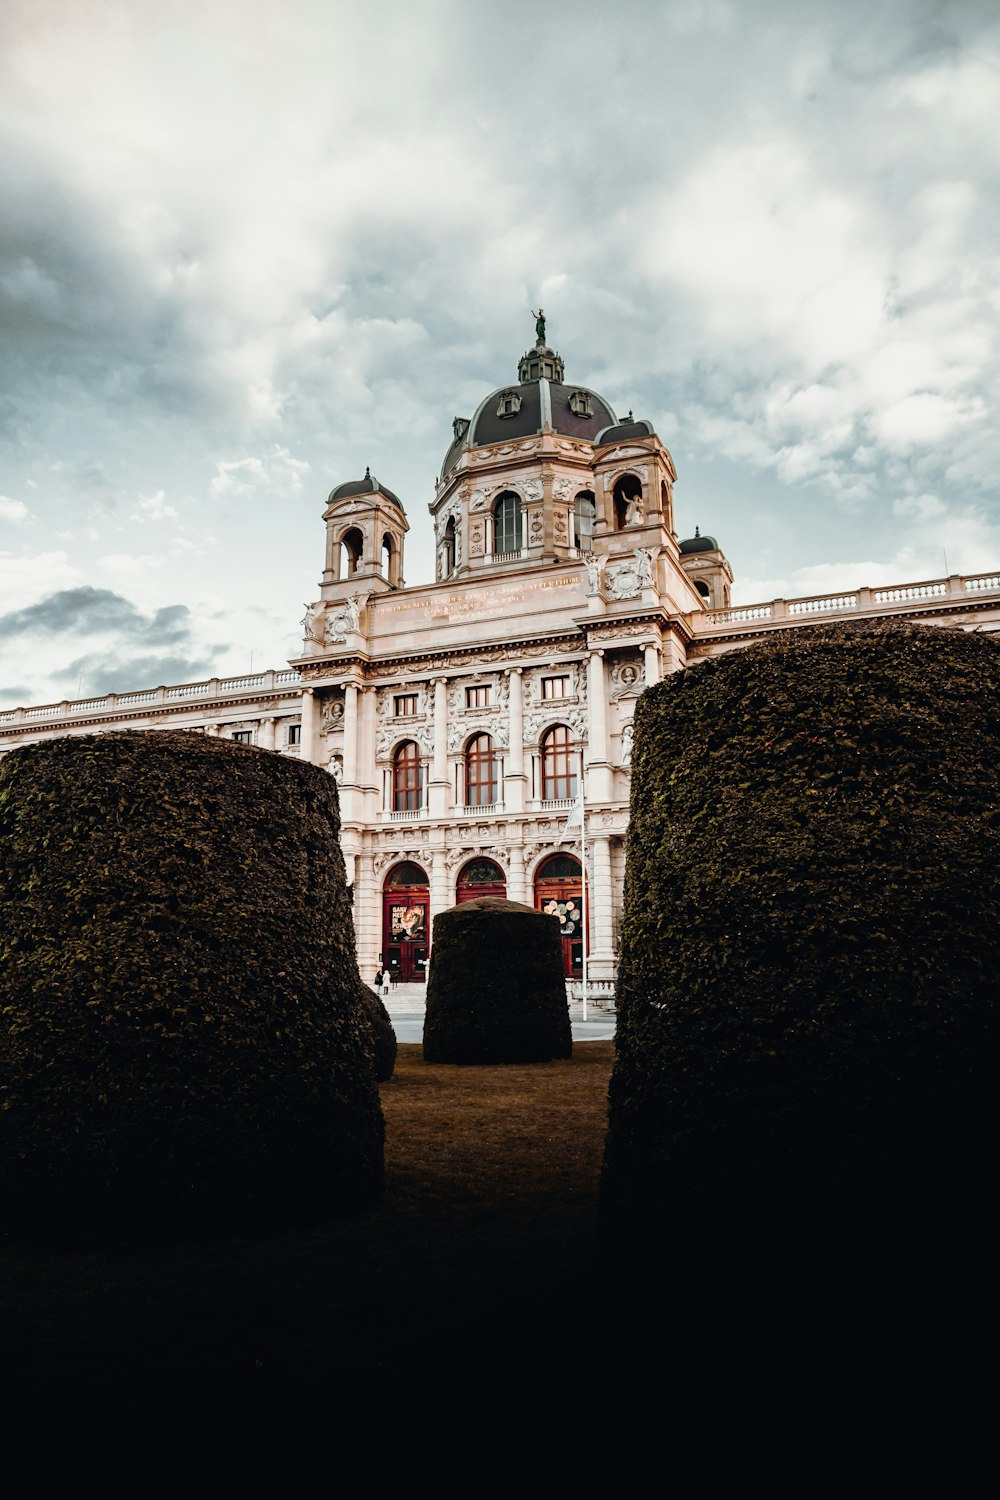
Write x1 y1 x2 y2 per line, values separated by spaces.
382 860 429 984
534 853 587 978
455 857 507 904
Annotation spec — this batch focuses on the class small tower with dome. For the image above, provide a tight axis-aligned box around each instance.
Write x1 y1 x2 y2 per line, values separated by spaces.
318 467 409 598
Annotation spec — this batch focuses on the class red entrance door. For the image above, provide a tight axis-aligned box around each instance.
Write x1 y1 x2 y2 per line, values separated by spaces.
455 857 507 904
534 853 587 978
382 860 430 984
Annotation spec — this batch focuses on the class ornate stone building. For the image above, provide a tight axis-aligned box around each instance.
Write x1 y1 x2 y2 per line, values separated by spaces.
3 326 999 989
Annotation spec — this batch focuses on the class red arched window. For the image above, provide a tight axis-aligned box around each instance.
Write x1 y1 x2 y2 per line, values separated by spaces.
465 733 498 806
392 741 423 812
541 725 577 802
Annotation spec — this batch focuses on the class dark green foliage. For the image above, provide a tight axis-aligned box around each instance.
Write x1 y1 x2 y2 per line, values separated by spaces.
0 731 384 1242
423 897 571 1064
358 981 396 1081
603 622 1000 1290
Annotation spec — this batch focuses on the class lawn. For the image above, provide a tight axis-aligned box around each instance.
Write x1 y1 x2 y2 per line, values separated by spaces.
2 1044 617 1486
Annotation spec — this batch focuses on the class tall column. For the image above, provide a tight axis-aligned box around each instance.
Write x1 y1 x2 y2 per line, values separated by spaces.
504 668 525 813
507 845 527 905
586 650 612 801
430 848 448 948
589 833 616 982
429 677 449 817
300 689 317 764
259 716 276 751
343 682 359 783
644 641 661 687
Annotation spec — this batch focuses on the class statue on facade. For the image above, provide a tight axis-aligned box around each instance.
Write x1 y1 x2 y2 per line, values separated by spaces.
328 753 344 783
584 553 607 595
301 601 325 645
625 491 644 526
635 548 656 588
621 720 634 767
531 307 546 344
324 591 370 644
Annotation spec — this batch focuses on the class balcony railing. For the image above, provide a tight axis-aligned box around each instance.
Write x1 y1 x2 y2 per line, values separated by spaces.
461 801 498 815
389 808 423 821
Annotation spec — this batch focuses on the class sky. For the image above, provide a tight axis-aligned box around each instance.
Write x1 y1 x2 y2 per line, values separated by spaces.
1 0 998 707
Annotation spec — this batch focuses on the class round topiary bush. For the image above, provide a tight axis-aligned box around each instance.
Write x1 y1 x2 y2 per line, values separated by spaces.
423 897 572 1064
0 730 384 1242
602 622 1000 1290
358 980 397 1082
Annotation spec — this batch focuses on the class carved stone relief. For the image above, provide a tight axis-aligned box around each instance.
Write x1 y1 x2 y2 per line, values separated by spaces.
605 561 642 601
321 696 345 731
609 655 644 700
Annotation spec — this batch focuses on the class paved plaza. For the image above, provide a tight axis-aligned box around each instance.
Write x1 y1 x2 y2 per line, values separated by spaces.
381 982 616 1043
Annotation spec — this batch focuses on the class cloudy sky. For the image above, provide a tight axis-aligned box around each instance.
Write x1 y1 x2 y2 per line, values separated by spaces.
2 0 998 706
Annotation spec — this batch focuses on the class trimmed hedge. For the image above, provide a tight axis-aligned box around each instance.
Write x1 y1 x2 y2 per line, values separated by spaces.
423 897 572 1064
358 981 397 1082
602 622 1000 1282
0 731 384 1242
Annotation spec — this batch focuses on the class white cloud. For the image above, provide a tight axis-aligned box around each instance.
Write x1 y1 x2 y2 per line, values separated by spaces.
0 549 82 612
209 446 310 500
129 489 178 523
0 495 30 523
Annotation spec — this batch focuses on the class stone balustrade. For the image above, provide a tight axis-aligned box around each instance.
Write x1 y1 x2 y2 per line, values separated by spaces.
694 569 1000 634
0 669 302 725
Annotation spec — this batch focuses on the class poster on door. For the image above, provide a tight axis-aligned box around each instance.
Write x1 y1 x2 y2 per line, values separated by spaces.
390 903 426 942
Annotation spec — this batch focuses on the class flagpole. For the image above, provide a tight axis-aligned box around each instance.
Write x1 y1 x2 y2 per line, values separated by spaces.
580 752 588 1023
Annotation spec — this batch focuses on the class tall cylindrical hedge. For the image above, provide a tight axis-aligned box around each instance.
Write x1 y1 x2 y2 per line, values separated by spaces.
602 622 1000 1279
0 731 384 1241
423 897 572 1064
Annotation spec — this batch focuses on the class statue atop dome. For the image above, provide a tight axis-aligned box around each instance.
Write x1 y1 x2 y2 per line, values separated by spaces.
531 307 546 345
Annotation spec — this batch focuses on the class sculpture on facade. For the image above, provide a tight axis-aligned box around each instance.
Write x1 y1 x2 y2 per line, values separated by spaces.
635 548 657 588
621 720 634 766
585 553 607 595
325 592 370 643
625 490 645 526
531 307 546 344
301 601 326 645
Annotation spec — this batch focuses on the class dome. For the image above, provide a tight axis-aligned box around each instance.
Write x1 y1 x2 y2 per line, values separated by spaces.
679 529 720 554
440 339 617 478
595 417 655 446
328 468 404 510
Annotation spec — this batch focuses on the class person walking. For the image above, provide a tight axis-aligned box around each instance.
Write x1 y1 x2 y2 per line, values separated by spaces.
374 968 383 994
381 969 391 999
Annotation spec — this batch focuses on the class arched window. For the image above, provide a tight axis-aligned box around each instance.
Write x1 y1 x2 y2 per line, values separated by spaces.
341 527 364 574
443 517 456 577
456 857 506 902
613 475 643 530
541 724 577 802
465 733 498 807
493 492 522 555
382 533 393 579
392 741 423 812
694 579 710 600
573 491 595 552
